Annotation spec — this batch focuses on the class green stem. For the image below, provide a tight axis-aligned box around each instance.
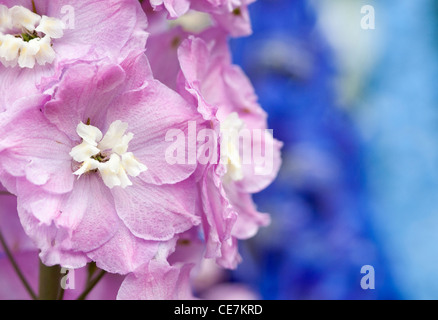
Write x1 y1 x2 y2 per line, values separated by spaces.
0 230 38 300
77 270 106 300
0 191 12 196
38 261 62 300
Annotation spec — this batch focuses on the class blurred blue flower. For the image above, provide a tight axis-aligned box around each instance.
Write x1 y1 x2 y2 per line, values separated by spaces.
228 0 399 299
353 0 438 299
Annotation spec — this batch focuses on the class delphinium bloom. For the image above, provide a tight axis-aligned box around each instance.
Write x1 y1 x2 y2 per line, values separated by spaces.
142 0 254 37
0 187 253 299
0 0 148 112
0 0 283 300
143 8 282 270
0 52 203 274
177 31 282 269
117 227 259 299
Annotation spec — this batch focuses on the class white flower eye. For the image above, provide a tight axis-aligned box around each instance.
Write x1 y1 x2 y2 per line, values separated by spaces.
0 6 65 68
71 121 147 189
98 120 129 152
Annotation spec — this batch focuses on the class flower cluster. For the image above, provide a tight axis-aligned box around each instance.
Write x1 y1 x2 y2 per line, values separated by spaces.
0 0 281 299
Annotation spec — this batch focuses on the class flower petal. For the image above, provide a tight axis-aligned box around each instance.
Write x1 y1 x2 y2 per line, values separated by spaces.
112 177 200 241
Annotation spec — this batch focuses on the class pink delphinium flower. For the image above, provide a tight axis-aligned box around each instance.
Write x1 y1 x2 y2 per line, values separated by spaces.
175 30 282 269
0 0 148 112
117 228 260 300
144 16 282 269
117 229 203 300
142 0 254 37
0 0 282 300
0 52 203 273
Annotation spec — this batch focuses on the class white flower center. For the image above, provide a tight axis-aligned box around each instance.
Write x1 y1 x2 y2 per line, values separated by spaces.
220 112 244 182
70 120 148 189
0 5 64 68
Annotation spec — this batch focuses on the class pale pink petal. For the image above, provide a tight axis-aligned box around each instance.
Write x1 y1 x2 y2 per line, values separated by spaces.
224 183 270 239
16 174 120 253
210 4 252 37
87 224 160 275
150 0 191 19
177 35 218 120
106 79 199 185
45 0 148 63
0 94 75 195
200 166 240 269
215 235 241 269
146 26 188 90
236 132 283 194
67 175 120 253
0 65 54 113
111 177 200 241
17 192 89 268
44 63 127 141
117 259 195 300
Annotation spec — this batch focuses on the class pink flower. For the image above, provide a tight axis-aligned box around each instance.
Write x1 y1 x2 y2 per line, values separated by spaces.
116 228 260 300
146 24 282 269
0 52 202 272
117 229 203 300
0 0 282 300
0 0 148 112
142 0 254 37
176 30 282 268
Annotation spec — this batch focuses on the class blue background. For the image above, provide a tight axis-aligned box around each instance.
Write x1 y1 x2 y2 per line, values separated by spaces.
227 0 438 299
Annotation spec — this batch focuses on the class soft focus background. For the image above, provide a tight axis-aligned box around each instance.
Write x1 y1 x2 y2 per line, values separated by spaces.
223 0 438 299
